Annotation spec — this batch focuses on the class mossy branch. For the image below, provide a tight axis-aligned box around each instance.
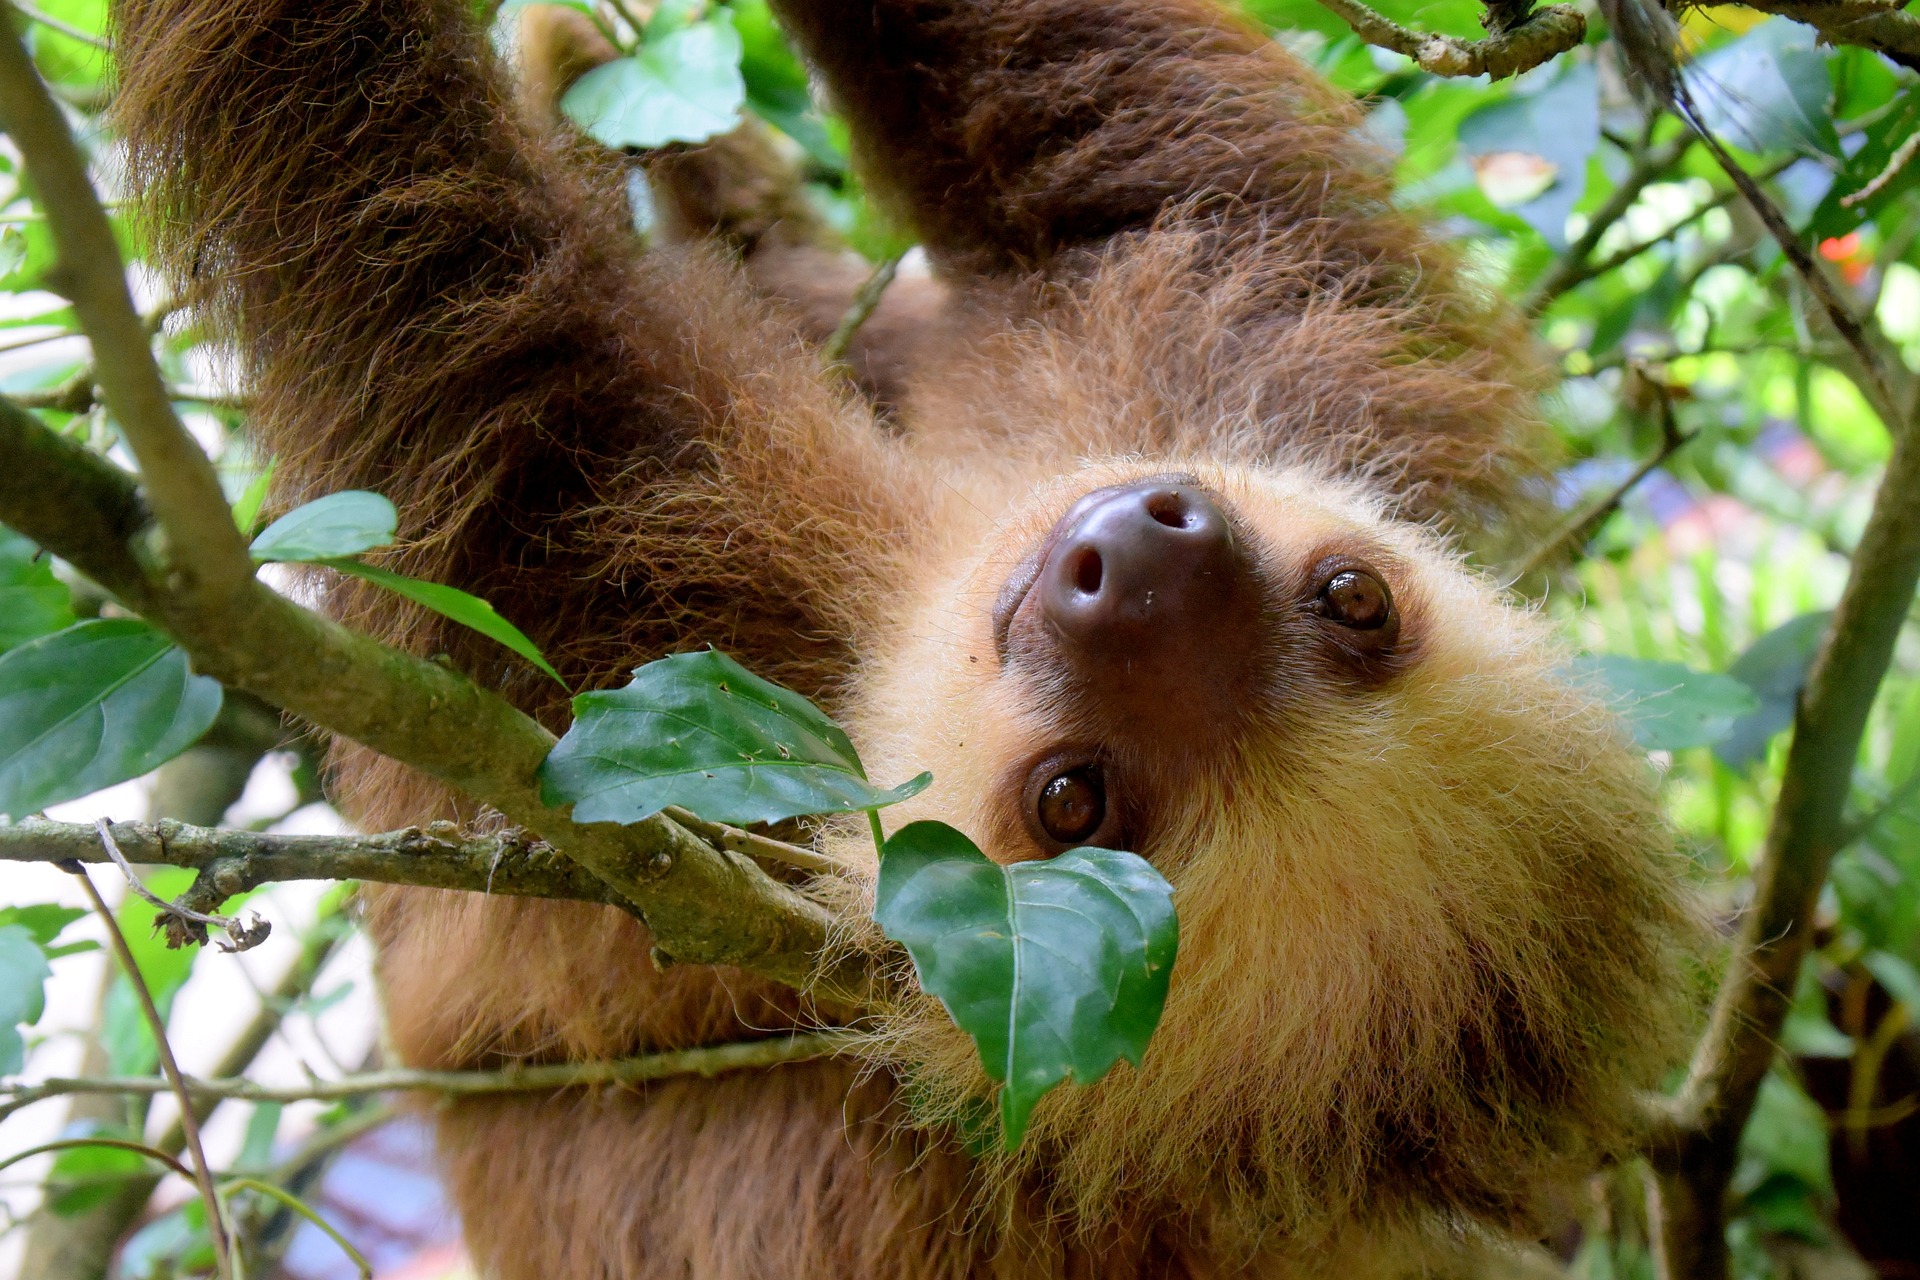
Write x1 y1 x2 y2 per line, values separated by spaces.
0 24 868 1002
1310 0 1585 78
0 5 252 601
0 392 861 996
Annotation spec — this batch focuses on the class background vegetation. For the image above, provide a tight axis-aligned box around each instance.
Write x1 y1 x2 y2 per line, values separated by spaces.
0 0 1916 1277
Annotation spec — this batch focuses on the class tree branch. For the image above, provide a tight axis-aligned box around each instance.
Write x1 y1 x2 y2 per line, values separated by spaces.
0 1032 859 1117
1517 372 1691 579
1730 0 1920 68
1647 361 1920 1277
0 387 864 1002
1311 0 1585 79
0 10 252 601
0 817 626 909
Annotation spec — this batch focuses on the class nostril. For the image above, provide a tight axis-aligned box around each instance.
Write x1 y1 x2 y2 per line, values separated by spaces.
1071 546 1104 595
1145 491 1189 529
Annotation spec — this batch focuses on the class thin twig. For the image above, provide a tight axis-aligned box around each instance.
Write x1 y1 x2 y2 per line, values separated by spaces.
69 865 234 1280
1841 125 1920 208
1311 0 1586 78
9 0 108 50
823 251 905 364
1518 373 1691 579
0 1137 193 1182
219 1179 370 1280
94 818 269 952
1527 131 1695 314
0 1031 860 1116
661 807 845 875
1674 89 1897 421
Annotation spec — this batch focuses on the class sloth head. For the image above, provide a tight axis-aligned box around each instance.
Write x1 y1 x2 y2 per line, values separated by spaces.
845 458 1702 1255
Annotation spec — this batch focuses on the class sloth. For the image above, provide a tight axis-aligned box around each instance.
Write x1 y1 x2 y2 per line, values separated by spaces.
113 0 1703 1275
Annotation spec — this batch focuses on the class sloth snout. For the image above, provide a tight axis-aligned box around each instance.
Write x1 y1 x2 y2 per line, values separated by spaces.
1023 480 1264 741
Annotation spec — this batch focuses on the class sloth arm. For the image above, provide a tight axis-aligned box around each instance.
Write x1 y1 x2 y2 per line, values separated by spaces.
770 0 1549 532
766 0 1394 282
111 0 926 719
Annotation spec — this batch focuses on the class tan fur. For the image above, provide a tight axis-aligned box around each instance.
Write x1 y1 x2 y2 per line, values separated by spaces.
110 0 1704 1274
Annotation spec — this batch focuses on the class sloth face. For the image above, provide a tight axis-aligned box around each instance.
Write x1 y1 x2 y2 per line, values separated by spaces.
849 459 1698 1244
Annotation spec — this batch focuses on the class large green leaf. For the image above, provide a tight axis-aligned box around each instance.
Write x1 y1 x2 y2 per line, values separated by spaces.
1570 655 1759 752
874 821 1178 1148
0 620 222 819
0 924 51 1075
562 12 746 149
1715 611 1831 769
0 525 74 652
249 490 397 563
541 649 929 825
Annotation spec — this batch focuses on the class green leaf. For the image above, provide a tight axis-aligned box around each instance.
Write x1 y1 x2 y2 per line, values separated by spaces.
236 1101 283 1171
1456 62 1598 249
329 560 565 687
0 619 223 820
542 649 929 825
248 490 397 563
1569 655 1759 751
0 924 51 1075
0 525 74 653
561 12 746 149
874 820 1178 1148
228 457 277 537
0 904 85 948
1689 19 1840 158
1715 611 1831 769
46 1123 148 1216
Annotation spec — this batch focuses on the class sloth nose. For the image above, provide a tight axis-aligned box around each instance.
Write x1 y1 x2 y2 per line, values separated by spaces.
1029 481 1263 737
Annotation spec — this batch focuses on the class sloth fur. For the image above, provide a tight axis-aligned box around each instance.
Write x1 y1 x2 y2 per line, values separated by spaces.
113 0 1704 1274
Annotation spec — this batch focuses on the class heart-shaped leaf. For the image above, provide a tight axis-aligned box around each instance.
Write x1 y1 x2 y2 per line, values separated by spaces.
0 525 74 653
248 490 397 563
1570 654 1759 752
540 649 929 826
875 820 1178 1148
0 619 223 819
561 13 746 149
330 562 564 687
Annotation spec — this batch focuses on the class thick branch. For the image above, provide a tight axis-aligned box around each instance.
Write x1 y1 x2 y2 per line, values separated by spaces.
0 11 252 599
0 396 863 1001
0 1033 858 1115
1311 0 1585 78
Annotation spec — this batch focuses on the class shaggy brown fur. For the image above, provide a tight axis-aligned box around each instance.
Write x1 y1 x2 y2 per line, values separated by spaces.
113 0 1701 1275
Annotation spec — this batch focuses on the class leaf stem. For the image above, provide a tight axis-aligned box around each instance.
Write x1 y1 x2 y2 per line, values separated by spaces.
868 809 887 860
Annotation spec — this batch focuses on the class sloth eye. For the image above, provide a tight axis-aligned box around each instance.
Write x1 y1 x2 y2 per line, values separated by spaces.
1033 765 1107 846
1316 568 1393 630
